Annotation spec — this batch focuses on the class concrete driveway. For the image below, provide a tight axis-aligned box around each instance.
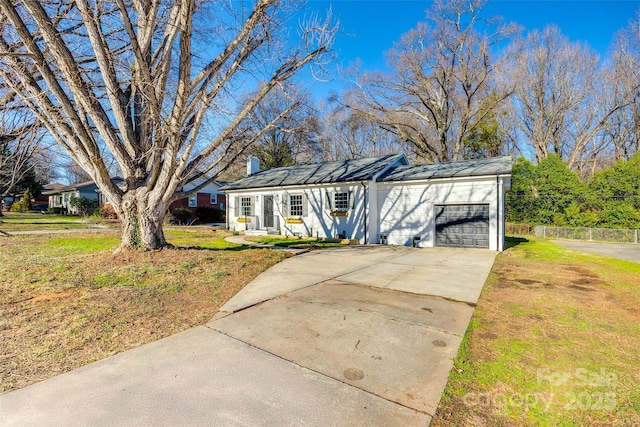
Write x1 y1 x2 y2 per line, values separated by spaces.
553 240 640 264
1 245 496 426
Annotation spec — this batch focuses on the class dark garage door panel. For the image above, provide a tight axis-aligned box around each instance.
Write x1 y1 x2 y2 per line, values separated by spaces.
435 204 489 248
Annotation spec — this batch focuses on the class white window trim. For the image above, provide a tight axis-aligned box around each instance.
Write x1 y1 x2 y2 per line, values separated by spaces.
288 193 307 217
240 196 253 217
210 194 217 205
188 194 197 207
326 190 353 212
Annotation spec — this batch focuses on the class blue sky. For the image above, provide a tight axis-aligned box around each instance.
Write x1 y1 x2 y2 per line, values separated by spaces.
305 0 640 87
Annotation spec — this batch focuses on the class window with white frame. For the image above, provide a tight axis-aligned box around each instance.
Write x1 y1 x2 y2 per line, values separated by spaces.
333 192 350 211
240 196 252 217
188 194 197 207
289 194 303 217
210 194 217 205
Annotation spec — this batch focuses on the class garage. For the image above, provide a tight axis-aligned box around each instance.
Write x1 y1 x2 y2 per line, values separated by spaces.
435 204 490 248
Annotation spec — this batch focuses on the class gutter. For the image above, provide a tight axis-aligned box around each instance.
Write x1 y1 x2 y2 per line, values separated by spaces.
496 174 500 251
361 181 368 244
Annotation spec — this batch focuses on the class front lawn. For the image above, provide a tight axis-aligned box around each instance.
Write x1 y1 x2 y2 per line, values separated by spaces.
0 229 286 393
0 212 108 232
433 237 640 426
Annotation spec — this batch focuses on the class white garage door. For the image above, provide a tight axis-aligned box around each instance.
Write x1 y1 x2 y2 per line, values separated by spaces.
435 204 489 248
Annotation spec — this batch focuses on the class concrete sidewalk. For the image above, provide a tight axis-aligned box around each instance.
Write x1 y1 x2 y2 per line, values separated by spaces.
1 245 497 426
223 234 309 255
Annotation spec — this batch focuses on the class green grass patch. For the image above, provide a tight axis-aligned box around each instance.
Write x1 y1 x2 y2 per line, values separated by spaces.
0 213 82 224
40 235 121 254
433 236 640 426
248 236 344 248
165 228 246 250
0 212 102 232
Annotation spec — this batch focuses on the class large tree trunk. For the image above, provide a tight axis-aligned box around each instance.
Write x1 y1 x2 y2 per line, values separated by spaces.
0 0 335 250
117 192 167 250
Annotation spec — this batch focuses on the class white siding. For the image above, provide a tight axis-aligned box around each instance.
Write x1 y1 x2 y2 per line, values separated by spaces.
226 184 368 242
226 174 510 251
377 177 504 251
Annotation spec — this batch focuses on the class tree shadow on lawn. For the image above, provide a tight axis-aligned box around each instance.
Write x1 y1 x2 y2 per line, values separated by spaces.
505 236 528 249
166 244 255 252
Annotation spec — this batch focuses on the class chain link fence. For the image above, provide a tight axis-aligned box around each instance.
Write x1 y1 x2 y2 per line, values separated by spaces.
506 223 639 244
534 226 639 244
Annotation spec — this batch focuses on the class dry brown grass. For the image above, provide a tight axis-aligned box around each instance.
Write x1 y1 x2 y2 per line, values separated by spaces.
433 237 640 426
0 229 286 393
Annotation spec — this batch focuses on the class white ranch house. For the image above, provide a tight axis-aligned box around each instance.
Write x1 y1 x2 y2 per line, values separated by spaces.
222 154 512 251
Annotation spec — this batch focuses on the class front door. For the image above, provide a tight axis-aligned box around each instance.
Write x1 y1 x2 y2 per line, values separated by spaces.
264 195 274 228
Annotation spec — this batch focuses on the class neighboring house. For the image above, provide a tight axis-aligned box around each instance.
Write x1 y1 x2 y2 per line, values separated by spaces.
169 178 227 221
46 180 100 214
32 183 65 209
222 154 512 251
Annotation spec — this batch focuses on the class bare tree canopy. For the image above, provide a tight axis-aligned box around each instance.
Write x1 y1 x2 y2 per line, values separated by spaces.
346 0 517 163
244 82 322 169
318 91 401 161
602 11 640 163
503 25 633 171
0 0 336 248
0 106 45 213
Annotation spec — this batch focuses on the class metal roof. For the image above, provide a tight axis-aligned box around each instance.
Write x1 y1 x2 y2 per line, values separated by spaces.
379 156 513 182
221 154 407 191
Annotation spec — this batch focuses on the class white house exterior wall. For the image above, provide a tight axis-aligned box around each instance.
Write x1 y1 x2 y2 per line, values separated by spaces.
227 184 368 242
377 176 510 251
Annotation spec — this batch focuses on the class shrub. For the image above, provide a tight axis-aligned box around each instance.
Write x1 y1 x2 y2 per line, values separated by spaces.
10 201 25 212
171 207 192 225
195 206 225 223
99 204 118 219
22 189 32 211
69 196 99 216
48 207 65 215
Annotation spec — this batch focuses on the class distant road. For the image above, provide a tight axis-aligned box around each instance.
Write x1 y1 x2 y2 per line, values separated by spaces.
553 240 640 264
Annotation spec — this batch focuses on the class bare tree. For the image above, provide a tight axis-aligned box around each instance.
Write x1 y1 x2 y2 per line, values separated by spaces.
243 83 322 169
0 0 335 248
503 25 633 170
602 11 640 161
0 107 45 214
58 156 93 184
318 92 401 161
347 0 516 163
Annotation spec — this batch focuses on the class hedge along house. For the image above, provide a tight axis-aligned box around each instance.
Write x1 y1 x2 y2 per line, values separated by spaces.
222 154 512 251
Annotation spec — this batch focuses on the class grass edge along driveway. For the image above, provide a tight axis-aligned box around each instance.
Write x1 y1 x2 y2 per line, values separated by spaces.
433 237 640 426
0 229 286 393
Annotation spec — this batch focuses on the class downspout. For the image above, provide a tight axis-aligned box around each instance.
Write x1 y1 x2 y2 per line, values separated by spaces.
496 175 500 252
361 181 368 244
226 194 230 231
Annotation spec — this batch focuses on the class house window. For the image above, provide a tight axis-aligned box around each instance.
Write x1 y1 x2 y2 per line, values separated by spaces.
289 194 303 217
334 192 350 211
240 196 252 217
188 194 197 207
210 194 217 205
